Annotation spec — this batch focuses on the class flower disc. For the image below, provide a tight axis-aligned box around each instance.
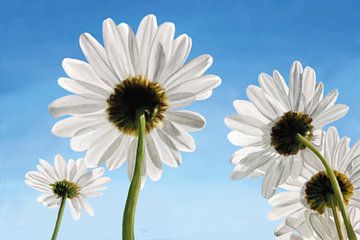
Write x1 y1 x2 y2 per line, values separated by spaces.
270 111 313 156
305 170 354 214
107 75 168 136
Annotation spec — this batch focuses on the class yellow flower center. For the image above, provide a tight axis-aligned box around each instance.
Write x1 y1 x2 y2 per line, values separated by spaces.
107 76 168 136
270 111 313 156
304 170 354 214
51 180 80 199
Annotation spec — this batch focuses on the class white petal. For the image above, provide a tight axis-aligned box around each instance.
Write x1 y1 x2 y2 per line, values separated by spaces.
289 61 303 111
70 125 113 152
232 100 270 124
136 14 158 75
168 92 195 109
43 196 61 208
79 33 119 87
159 120 195 152
258 72 290 110
163 54 213 89
312 104 349 127
117 23 137 76
69 199 81 220
52 116 105 137
37 159 58 182
147 22 175 81
107 136 131 170
37 193 55 203
58 77 110 98
145 134 163 181
166 74 221 100
81 176 111 192
311 89 338 118
66 159 77 181
143 143 162 181
225 115 264 136
103 18 130 80
25 180 52 193
127 139 137 180
246 85 277 120
49 95 106 118
262 159 285 198
269 191 300 207
302 67 316 105
227 130 263 147
85 130 121 168
25 171 52 187
165 110 205 132
153 129 181 167
158 34 192 83
54 154 66 180
268 203 302 221
306 212 333 239
302 148 323 172
147 42 166 82
305 82 324 114
273 70 289 95
231 153 272 180
78 196 95 216
229 147 263 165
62 58 109 88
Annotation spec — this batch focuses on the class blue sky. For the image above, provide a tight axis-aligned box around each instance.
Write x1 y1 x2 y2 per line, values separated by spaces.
1 0 360 239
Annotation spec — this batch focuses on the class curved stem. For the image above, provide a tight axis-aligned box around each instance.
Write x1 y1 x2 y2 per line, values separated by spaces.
51 196 66 240
330 197 344 240
296 134 357 240
122 112 146 240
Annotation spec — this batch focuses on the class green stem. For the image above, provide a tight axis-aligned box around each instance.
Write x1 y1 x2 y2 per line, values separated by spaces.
330 197 344 240
122 112 146 240
296 134 357 240
51 196 66 240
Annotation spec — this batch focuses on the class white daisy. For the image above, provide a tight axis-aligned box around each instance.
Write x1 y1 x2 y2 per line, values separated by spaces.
49 14 221 182
275 207 360 240
268 127 360 238
225 61 348 198
25 155 110 220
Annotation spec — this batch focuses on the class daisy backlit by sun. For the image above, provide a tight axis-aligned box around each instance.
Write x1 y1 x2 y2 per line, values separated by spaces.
268 127 360 239
275 207 360 240
48 14 220 240
25 155 110 239
49 14 221 182
225 61 348 198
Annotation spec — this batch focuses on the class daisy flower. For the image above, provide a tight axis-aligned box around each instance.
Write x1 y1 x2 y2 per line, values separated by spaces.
25 155 110 220
225 61 348 198
275 207 360 239
49 14 221 182
268 127 360 239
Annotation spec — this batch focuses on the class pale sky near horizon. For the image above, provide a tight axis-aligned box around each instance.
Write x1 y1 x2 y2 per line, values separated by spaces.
1 0 360 239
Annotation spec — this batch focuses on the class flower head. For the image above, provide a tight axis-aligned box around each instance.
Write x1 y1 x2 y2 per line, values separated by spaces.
48 14 221 182
25 155 111 220
268 127 360 238
225 61 348 198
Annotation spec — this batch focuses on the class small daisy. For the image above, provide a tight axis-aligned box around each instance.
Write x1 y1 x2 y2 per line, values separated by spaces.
225 61 348 198
268 127 360 238
25 155 110 220
49 14 221 182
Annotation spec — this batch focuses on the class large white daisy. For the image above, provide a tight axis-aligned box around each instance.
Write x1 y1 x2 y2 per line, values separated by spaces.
25 155 110 220
48 15 221 181
268 127 360 238
225 61 348 198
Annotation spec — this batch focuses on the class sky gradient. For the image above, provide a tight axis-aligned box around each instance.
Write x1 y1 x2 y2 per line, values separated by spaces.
1 0 360 239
